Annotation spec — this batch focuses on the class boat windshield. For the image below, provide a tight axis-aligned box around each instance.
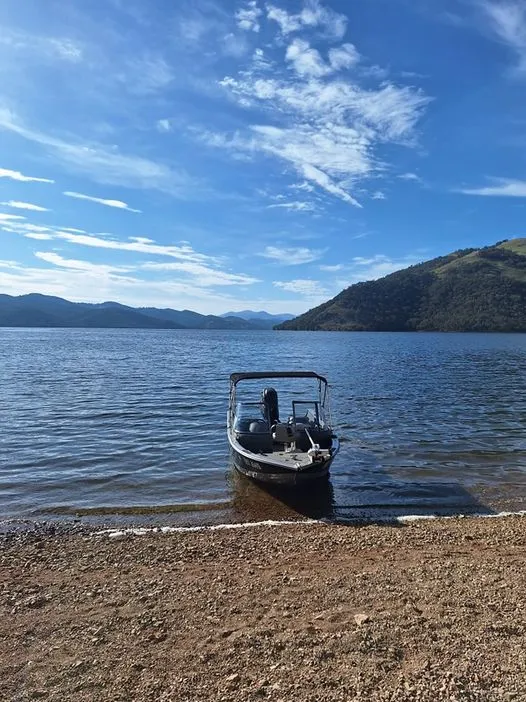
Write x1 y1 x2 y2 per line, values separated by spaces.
291 400 328 428
233 401 266 431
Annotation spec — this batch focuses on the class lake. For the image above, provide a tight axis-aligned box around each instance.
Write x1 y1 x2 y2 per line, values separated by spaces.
1 328 526 525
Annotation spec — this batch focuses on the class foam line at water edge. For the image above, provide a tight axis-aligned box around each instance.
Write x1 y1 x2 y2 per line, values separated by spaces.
93 510 526 538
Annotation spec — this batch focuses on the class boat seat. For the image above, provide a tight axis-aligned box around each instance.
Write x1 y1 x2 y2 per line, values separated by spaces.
249 420 268 433
272 422 295 444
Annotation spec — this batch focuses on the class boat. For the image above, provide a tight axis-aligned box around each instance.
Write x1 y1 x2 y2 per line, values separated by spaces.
227 371 339 485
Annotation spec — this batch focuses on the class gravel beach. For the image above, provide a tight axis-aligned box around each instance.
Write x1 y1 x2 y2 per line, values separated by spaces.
1 515 526 701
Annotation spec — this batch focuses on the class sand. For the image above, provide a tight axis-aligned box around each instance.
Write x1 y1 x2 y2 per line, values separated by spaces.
1 515 526 701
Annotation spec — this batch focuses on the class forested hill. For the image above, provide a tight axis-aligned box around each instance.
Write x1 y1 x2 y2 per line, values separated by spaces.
277 239 526 332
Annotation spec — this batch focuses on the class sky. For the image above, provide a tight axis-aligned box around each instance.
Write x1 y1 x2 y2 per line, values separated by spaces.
1 0 526 315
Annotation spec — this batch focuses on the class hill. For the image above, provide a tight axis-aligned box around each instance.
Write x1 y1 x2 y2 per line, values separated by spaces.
0 295 273 330
277 239 526 332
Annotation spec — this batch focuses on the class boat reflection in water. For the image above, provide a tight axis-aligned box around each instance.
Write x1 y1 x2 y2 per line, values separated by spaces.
228 467 336 523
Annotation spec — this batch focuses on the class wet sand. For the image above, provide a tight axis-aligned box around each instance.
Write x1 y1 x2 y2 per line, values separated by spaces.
1 515 526 701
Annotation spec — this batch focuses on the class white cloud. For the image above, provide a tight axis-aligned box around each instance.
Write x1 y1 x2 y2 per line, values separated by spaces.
24 233 54 240
129 236 155 244
398 172 423 182
481 1 526 74
216 47 430 207
0 167 54 183
266 1 347 40
0 257 300 315
267 200 316 211
266 5 303 34
371 191 386 200
301 163 362 206
320 263 344 271
125 55 174 94
222 32 250 58
156 119 173 133
0 109 195 196
63 191 141 212
0 213 26 222
328 43 360 70
0 217 217 266
35 251 133 275
285 39 360 78
236 1 262 32
273 278 328 297
48 38 83 62
290 181 315 192
1 201 50 212
0 31 83 63
140 261 259 286
261 245 324 264
252 48 273 71
286 38 330 77
333 253 424 287
457 177 526 196
4 223 258 290
1 222 51 234
48 230 217 264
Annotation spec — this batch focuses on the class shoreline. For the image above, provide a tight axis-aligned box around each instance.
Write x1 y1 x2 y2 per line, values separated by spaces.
2 514 526 700
2 503 526 539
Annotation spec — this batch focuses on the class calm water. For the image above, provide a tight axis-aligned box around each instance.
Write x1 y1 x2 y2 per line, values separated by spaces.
1 329 526 525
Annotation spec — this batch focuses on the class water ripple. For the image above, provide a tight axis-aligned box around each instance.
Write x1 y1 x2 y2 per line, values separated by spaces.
1 329 526 520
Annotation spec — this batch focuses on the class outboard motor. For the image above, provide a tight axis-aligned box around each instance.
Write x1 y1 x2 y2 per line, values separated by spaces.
261 387 279 426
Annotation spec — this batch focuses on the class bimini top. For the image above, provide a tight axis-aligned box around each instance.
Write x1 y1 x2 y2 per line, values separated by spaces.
230 371 328 386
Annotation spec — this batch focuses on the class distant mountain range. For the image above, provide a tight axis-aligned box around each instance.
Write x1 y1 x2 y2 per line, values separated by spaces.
277 238 526 332
0 294 292 330
220 310 294 323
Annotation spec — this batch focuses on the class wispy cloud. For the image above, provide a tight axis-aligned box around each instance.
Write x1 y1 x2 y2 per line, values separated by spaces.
286 38 332 77
267 200 316 211
261 245 325 264
0 31 83 63
1 201 50 212
140 261 259 286
328 43 360 70
371 191 386 200
63 191 141 212
156 119 173 133
0 109 195 196
236 1 262 32
23 233 55 241
0 213 25 222
1 222 52 234
319 263 344 271
35 251 133 275
398 172 423 183
332 253 424 288
1 217 215 264
285 39 360 78
266 1 347 40
273 278 328 297
0 255 292 315
123 55 174 94
457 177 526 196
211 13 430 208
3 216 261 290
49 231 217 264
0 167 54 183
481 1 526 74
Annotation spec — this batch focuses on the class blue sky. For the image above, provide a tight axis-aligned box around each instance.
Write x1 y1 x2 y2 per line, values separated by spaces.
1 0 526 314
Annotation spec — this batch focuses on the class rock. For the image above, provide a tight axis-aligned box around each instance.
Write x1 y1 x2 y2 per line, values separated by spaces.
354 613 369 626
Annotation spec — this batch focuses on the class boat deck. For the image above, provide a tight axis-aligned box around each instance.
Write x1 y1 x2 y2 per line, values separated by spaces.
258 448 312 468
